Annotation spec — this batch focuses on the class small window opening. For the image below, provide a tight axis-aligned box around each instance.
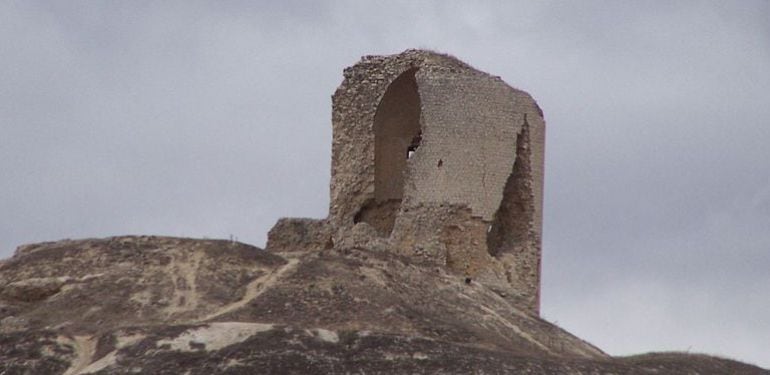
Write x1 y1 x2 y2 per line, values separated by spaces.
406 131 422 159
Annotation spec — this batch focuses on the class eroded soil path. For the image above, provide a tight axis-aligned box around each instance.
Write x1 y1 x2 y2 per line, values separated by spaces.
201 257 300 322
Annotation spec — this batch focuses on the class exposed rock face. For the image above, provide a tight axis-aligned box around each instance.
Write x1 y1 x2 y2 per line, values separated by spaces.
0 236 285 334
1 236 766 374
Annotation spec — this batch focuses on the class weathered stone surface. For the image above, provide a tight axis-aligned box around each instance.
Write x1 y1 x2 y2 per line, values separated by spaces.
1 237 766 374
273 49 545 313
1 276 67 302
265 218 332 252
0 236 285 334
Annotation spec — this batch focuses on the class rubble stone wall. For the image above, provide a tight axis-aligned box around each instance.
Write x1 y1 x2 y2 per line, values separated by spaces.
270 49 545 314
265 218 332 253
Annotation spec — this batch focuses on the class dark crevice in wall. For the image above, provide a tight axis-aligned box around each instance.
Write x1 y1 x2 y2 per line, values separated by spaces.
486 118 535 257
360 68 421 236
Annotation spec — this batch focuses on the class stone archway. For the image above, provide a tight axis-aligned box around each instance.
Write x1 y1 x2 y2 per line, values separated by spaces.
354 68 421 237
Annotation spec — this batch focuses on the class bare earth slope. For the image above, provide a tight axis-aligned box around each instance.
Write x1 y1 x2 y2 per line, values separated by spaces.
0 236 766 374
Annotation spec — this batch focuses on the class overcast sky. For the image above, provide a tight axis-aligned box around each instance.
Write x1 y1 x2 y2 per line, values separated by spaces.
1 0 768 368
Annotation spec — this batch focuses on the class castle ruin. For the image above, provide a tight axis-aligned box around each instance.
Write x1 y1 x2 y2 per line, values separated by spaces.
267 49 545 314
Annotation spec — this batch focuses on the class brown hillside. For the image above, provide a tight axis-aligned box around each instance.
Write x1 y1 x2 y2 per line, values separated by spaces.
0 236 766 374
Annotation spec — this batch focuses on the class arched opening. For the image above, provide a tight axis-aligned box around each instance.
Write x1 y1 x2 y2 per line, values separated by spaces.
487 119 535 257
354 68 421 236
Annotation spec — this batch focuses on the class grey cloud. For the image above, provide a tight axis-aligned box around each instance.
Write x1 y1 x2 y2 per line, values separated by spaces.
1 0 768 368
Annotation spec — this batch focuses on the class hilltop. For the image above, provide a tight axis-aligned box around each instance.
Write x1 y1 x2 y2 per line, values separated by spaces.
0 236 765 374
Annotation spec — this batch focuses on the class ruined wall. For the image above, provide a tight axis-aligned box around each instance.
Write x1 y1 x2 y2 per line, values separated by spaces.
265 218 332 253
272 49 545 314
487 118 543 309
405 71 522 221
329 51 477 233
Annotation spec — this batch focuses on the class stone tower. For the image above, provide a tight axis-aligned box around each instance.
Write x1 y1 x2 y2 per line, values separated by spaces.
267 49 545 314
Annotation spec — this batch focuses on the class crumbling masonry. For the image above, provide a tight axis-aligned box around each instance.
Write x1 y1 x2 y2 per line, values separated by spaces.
267 50 545 314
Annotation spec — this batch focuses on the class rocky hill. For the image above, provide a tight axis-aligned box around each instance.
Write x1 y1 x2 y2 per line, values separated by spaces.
0 236 765 374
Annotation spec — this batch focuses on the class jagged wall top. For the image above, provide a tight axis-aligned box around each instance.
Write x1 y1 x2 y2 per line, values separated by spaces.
270 49 545 313
329 49 543 229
